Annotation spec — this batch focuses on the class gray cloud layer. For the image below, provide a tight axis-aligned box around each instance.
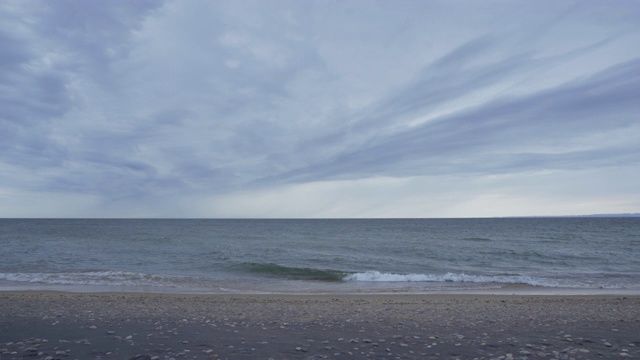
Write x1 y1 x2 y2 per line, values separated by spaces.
280 56 640 183
1 0 640 217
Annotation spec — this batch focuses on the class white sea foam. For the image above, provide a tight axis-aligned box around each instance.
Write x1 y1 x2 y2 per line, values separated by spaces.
0 271 178 287
343 271 565 287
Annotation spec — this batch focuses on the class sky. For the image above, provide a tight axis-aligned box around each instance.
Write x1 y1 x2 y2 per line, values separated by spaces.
1 0 640 218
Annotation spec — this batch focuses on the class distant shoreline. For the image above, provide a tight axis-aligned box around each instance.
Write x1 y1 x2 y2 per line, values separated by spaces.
503 213 640 218
2 285 640 296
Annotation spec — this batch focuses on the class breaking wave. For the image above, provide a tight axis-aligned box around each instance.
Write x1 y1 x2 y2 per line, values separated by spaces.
238 263 346 281
239 264 573 288
2 268 628 290
343 271 565 287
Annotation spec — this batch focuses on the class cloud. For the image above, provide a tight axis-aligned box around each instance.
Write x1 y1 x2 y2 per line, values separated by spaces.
200 167 640 218
1 0 640 217
0 0 162 181
270 57 640 184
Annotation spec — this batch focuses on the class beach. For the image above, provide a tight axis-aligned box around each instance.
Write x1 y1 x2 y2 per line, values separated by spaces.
1 292 639 359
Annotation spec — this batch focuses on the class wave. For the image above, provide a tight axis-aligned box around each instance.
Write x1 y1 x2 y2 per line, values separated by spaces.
462 237 493 242
238 263 346 281
0 271 180 287
343 271 564 287
2 268 630 290
234 263 601 288
238 263 569 287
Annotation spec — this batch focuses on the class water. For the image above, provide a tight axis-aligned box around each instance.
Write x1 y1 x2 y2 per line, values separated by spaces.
1 218 639 294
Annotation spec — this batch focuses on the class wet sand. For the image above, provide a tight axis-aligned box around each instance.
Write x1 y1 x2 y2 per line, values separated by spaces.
1 291 639 359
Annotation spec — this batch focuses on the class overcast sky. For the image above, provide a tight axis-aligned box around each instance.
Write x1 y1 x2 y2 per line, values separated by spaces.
1 0 640 218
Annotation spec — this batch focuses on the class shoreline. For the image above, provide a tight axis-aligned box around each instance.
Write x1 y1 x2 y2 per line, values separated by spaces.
2 284 640 296
2 292 639 359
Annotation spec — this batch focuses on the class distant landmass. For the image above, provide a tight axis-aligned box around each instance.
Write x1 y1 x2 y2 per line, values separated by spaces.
505 213 640 218
578 213 640 218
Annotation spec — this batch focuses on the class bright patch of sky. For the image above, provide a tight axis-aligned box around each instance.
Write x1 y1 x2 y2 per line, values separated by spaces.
1 0 640 218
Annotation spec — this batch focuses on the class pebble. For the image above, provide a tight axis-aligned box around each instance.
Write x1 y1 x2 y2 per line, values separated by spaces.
1 293 639 360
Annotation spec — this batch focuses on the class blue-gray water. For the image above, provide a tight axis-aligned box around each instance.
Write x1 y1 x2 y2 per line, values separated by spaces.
1 218 639 293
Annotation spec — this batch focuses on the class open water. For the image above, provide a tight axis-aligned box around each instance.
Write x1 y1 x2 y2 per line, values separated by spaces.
1 218 639 294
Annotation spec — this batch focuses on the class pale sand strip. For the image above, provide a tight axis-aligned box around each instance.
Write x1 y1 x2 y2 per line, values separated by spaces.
1 292 639 359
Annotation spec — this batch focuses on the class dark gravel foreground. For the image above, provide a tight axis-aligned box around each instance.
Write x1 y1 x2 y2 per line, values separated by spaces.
0 292 639 359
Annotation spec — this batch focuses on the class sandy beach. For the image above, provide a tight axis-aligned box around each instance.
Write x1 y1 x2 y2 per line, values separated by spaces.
1 292 639 359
